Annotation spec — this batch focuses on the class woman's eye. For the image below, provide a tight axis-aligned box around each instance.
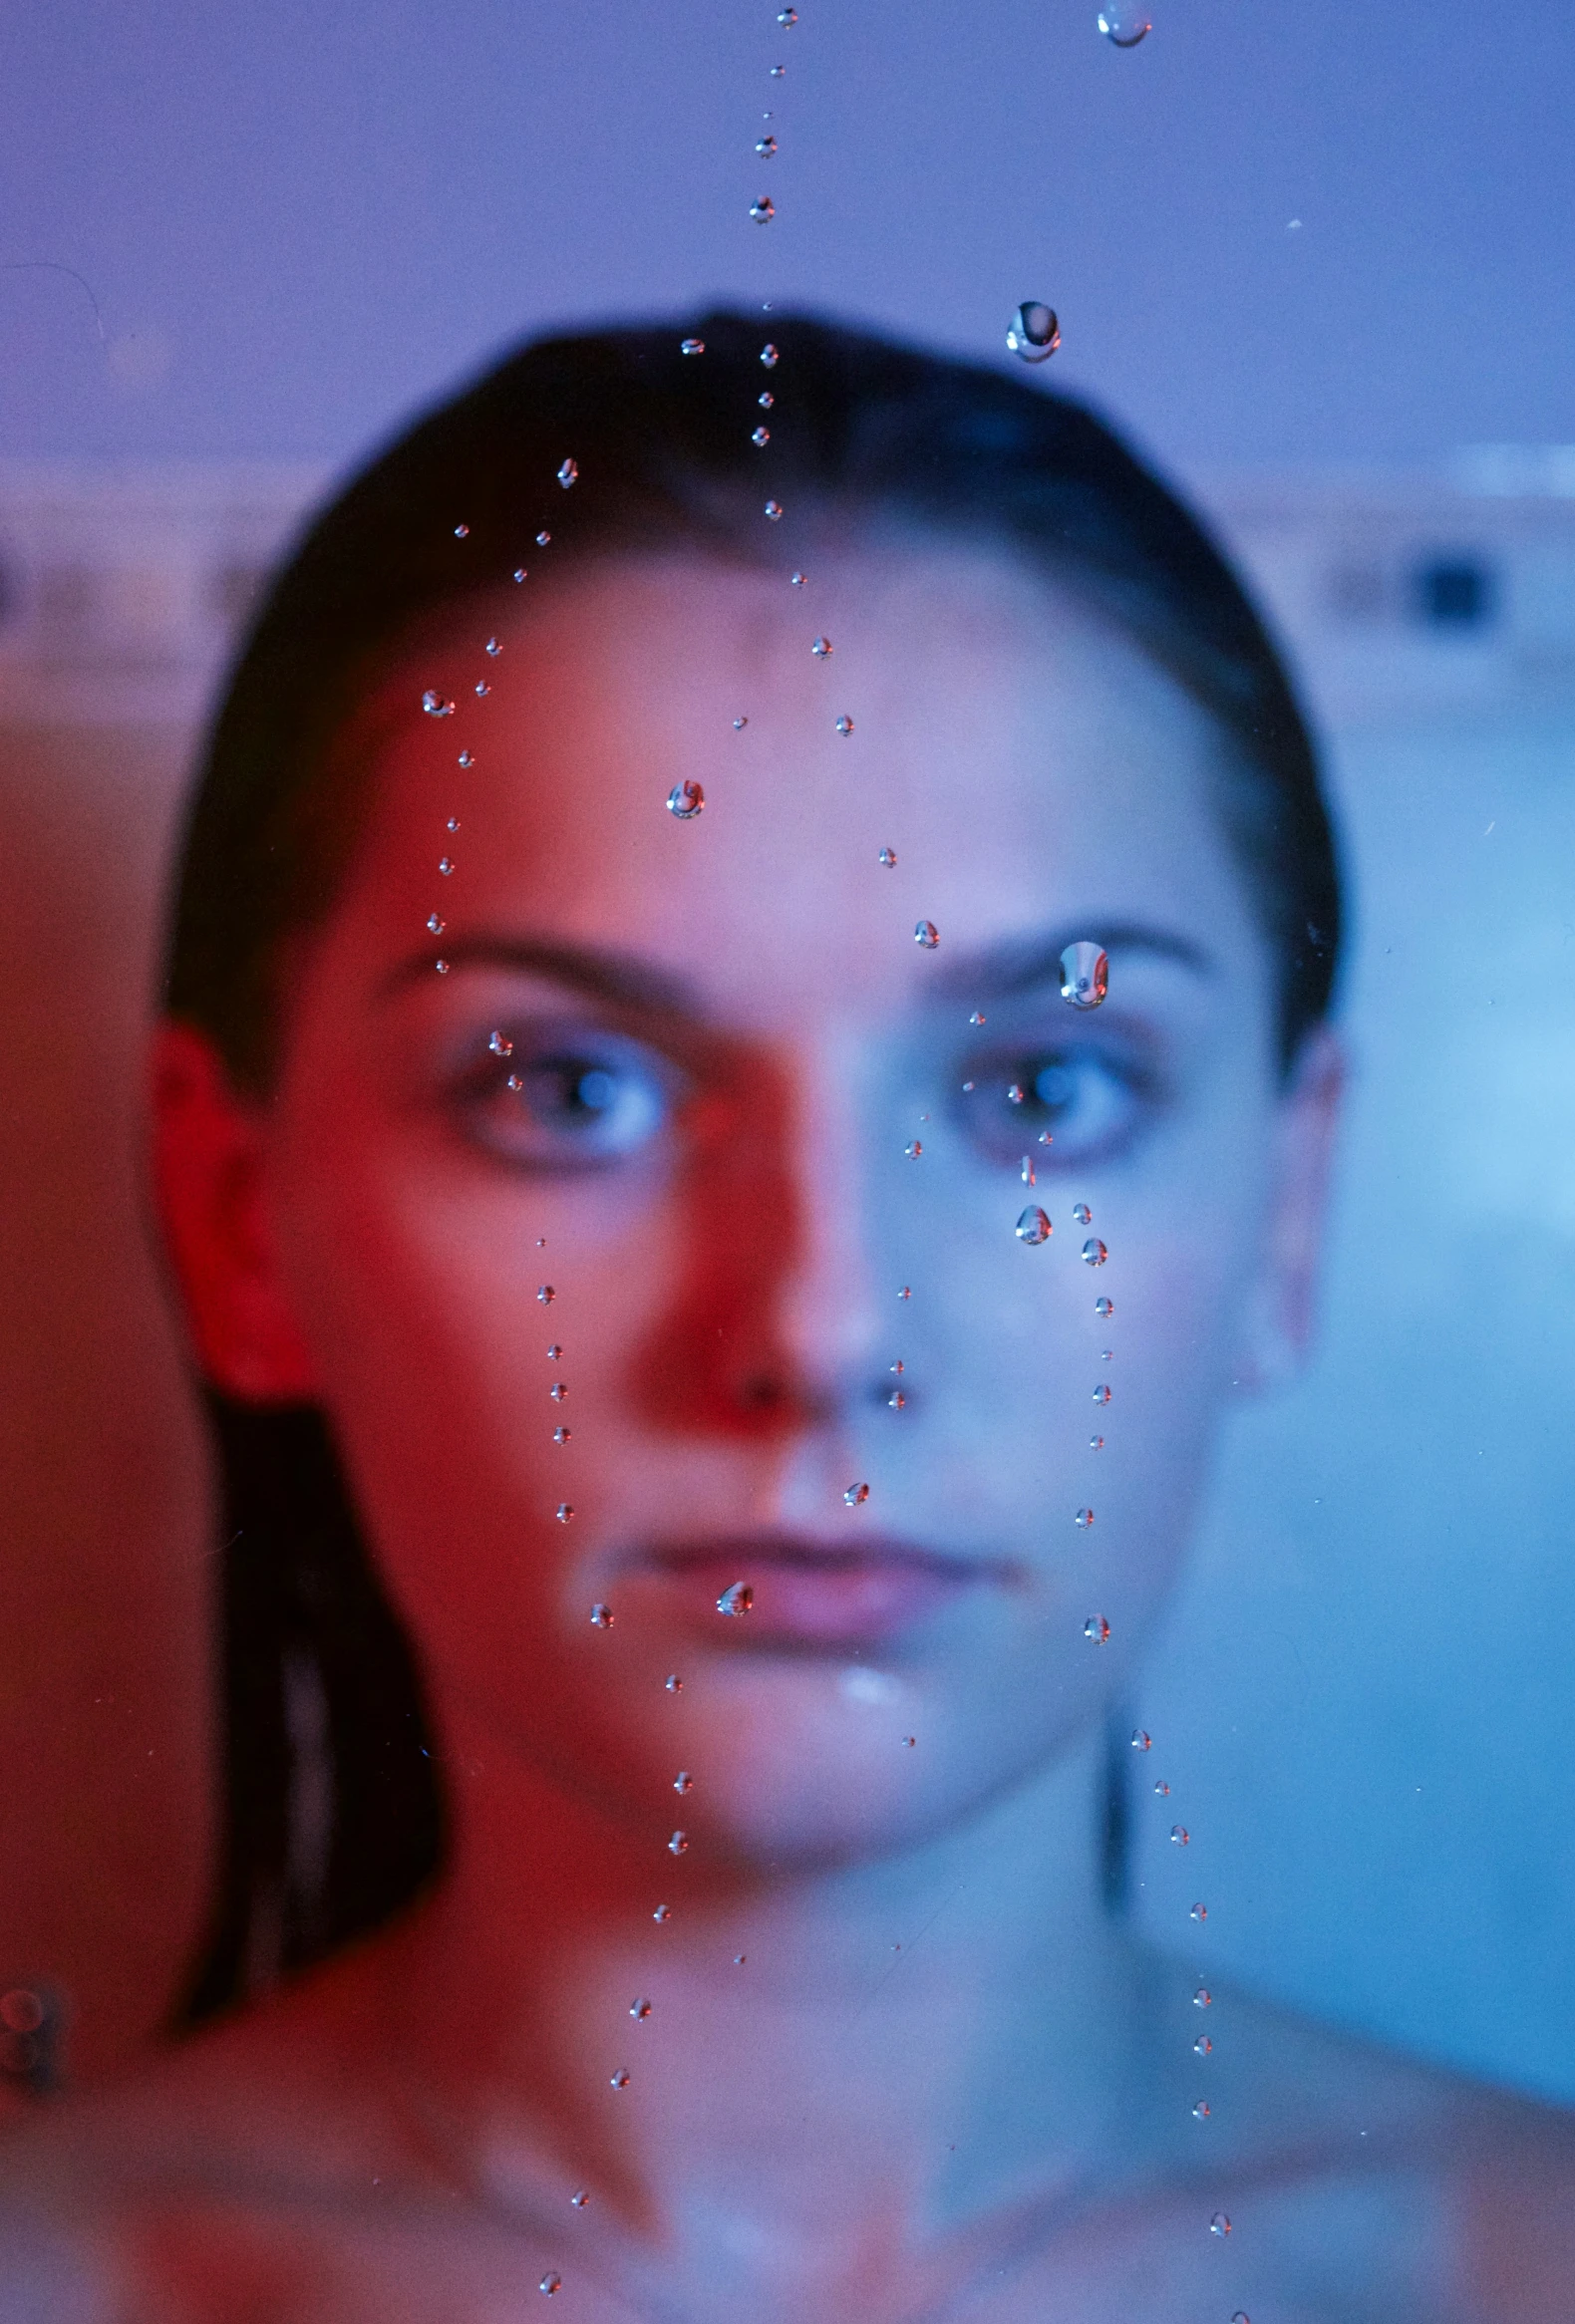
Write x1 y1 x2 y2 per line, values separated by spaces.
459 1035 676 1167
956 1046 1148 1166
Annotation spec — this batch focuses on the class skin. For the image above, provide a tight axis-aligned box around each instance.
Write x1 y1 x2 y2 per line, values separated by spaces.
5 546 1572 2323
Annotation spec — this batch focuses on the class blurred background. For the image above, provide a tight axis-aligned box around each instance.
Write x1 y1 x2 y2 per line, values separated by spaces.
2 0 1573 2106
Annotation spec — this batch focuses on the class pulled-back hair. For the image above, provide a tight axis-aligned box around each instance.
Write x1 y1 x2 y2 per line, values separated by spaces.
167 310 1341 2017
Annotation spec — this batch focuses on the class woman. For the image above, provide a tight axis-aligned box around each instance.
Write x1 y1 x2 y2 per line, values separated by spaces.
4 311 1571 2320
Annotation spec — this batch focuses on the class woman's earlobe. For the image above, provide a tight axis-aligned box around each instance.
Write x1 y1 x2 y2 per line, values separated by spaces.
150 1019 320 1404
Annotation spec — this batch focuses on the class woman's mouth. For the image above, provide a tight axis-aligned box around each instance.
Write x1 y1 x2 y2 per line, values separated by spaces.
625 1533 1011 1648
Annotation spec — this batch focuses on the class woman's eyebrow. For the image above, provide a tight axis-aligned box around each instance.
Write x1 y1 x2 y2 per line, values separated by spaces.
931 922 1216 1001
379 937 703 1018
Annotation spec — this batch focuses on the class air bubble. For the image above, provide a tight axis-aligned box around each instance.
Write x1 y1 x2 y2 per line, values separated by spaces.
844 1482 870 1506
1015 1206 1052 1246
835 714 854 734
1095 1296 1113 1318
557 458 579 488
422 690 454 718
752 427 771 447
1006 302 1061 363
668 1831 689 1855
1060 940 1109 1010
1076 1507 1095 1529
914 920 939 949
1098 3 1151 44
878 848 897 868
750 197 777 224
590 1602 612 1628
717 1582 754 1616
1072 1202 1092 1226
667 780 705 819
811 635 832 658
1083 1239 1107 1268
1084 1614 1110 1643
681 337 705 355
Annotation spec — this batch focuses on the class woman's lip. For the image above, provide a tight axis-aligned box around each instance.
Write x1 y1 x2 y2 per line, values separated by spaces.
628 1535 1009 1647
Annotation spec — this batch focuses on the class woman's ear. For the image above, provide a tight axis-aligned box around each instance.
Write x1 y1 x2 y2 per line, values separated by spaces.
150 1019 320 1404
1233 1023 1346 1396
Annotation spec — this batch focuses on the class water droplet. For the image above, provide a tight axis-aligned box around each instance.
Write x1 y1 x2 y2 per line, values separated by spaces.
667 779 705 819
789 568 805 585
1209 2211 1231 2238
537 1285 556 1305
890 1358 904 1374
422 690 455 718
513 567 528 583
540 2270 562 2294
770 61 786 75
549 1382 567 1402
733 715 749 728
590 1602 612 1628
681 336 706 355
761 343 780 367
447 816 461 831
1098 3 1151 44
1190 1901 1208 1922
887 1389 906 1410
1072 1202 1093 1226
1193 1984 1211 2006
427 914 445 935
777 5 797 21
571 2188 588 2207
653 1903 671 1921
454 524 471 538
1082 1239 1107 1268
553 1425 570 1444
750 196 777 224
878 847 897 867
488 1030 513 1056
484 637 501 658
1170 1824 1189 1846
756 135 779 157
668 1830 689 1855
751 428 771 450
1006 301 1062 363
962 1079 976 1093
1084 1614 1110 1642
904 1140 923 1159
546 1341 561 1358
811 634 832 658
1015 1206 1052 1246
610 2069 630 2090
835 713 854 734
665 1674 683 1693
764 498 784 521
1076 1507 1095 1529
759 395 776 414
674 1770 693 1793
435 959 449 975
1131 1729 1151 1751
1060 940 1109 1010
1194 2034 1212 2055
914 919 939 949
458 748 474 767
1020 1155 1037 1186
1232 2312 1251 2324
1095 1296 1113 1318
1192 2100 1210 2120
897 1285 911 1300
1093 1383 1111 1405
556 1503 574 1525
474 681 489 697
717 1582 754 1616
630 1997 652 2020
1153 1778 1169 1796
1007 1083 1026 1105
557 458 579 489
536 529 552 546
843 1481 870 1506
903 1734 916 1748
734 1952 747 1965
1090 1434 1104 1451
439 856 455 875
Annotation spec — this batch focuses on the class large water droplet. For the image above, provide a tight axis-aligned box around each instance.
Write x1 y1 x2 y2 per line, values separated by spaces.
1082 1239 1107 1268
844 1481 870 1506
1093 1383 1111 1405
811 634 832 657
422 690 455 718
667 779 705 819
914 919 939 949
750 196 777 224
1006 301 1061 363
557 458 579 488
1098 3 1151 44
1084 1613 1110 1643
717 1581 754 1616
1060 940 1109 1009
1095 1296 1113 1318
1015 1206 1052 1246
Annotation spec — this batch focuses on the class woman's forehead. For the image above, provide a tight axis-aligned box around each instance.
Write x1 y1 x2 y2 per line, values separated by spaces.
336 548 1265 1019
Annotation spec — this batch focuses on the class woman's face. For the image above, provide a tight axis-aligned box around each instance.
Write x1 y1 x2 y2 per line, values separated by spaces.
206 547 1333 1871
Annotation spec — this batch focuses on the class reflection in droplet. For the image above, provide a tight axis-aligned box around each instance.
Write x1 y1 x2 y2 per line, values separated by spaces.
1095 1296 1113 1318
887 1389 906 1411
1098 3 1152 45
546 1341 561 1358
811 634 832 658
571 2189 589 2207
1006 302 1062 363
557 458 579 488
1084 1614 1110 1643
590 1603 613 1628
1072 1202 1092 1226
681 337 705 355
717 1582 754 1616
537 530 551 546
1020 1155 1036 1186
750 197 777 224
1083 1239 1108 1268
777 5 797 20
454 524 470 538
898 1285 911 1300
422 690 455 718
844 1482 870 1506
458 748 474 767
439 857 455 876
1076 1508 1095 1529
549 1383 567 1402
1090 1434 1104 1451
667 779 705 819
878 847 897 868
914 920 939 949
484 637 501 658
1015 1206 1052 1246
1060 940 1109 1009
